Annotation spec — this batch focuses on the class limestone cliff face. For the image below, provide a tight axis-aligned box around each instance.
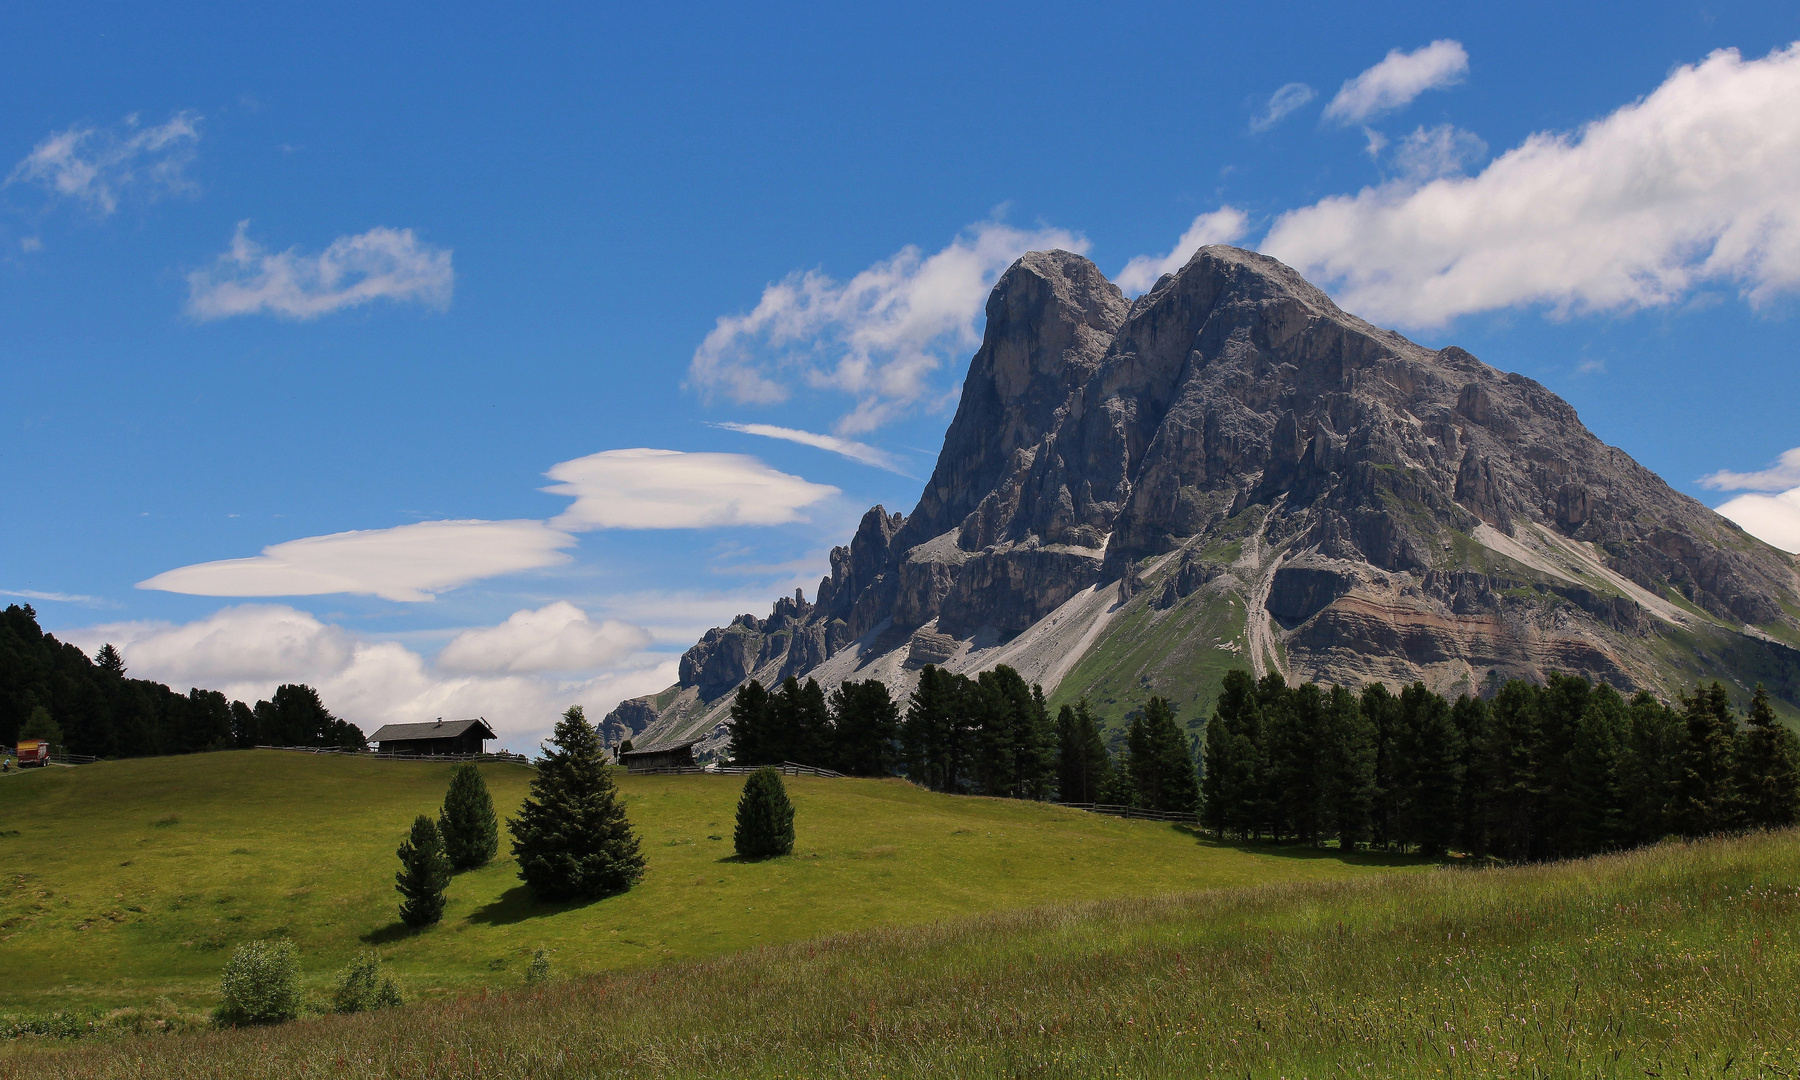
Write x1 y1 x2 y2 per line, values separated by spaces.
608 246 1800 753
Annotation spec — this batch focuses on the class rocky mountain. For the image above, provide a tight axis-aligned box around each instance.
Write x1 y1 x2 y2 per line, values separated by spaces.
610 246 1800 755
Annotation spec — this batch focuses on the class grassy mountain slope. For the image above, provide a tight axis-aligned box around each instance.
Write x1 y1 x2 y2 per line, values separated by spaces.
8 829 1795 1078
0 751 1415 1012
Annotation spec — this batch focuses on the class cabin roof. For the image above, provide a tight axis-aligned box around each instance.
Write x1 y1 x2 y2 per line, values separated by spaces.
368 718 496 743
618 738 701 760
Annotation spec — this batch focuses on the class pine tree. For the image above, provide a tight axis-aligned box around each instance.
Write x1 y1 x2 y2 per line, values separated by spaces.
727 680 774 765
1203 670 1262 838
1252 674 1290 837
438 762 500 871
733 767 796 859
1450 694 1491 856
1275 683 1328 843
509 706 646 901
1533 673 1591 858
1361 681 1403 849
1128 695 1200 813
1398 682 1464 857
1568 684 1629 855
828 680 900 776
1479 679 1540 861
1055 699 1112 803
395 814 451 927
972 667 1055 800
1320 684 1376 849
94 643 126 676
1736 684 1800 830
1674 682 1738 836
1620 691 1680 846
902 665 965 792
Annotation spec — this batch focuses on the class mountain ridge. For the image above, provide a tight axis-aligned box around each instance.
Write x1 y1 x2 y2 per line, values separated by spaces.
605 245 1800 755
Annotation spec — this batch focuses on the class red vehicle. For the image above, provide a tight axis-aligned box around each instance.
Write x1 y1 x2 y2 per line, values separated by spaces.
14 739 50 767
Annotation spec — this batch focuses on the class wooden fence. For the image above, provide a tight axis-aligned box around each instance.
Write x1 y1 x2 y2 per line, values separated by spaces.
1055 801 1199 824
255 745 530 765
628 761 845 778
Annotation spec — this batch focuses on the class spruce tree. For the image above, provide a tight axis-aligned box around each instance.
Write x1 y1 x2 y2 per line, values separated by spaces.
1321 684 1376 849
734 767 796 858
972 666 1055 800
1450 694 1491 856
728 680 774 765
903 665 973 792
1736 684 1800 830
1361 681 1403 849
1620 691 1681 846
1203 670 1262 837
1397 682 1463 857
1568 684 1629 855
509 706 646 901
395 814 452 927
828 680 900 776
1128 695 1199 814
1056 699 1112 803
1674 681 1738 836
1479 679 1540 860
438 762 500 871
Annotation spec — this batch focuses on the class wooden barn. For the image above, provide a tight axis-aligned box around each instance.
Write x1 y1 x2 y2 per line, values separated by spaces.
368 718 496 756
618 738 700 772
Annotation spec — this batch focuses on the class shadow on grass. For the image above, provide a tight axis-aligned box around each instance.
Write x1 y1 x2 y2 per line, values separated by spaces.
360 921 420 944
465 885 593 926
1172 823 1440 868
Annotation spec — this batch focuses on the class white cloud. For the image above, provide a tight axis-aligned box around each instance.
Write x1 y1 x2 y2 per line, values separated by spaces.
1262 42 1800 328
0 589 108 606
62 604 674 751
1324 40 1469 125
1701 447 1800 492
688 220 1087 435
186 222 453 320
1716 488 1800 554
138 520 575 602
8 111 201 215
710 421 910 474
545 448 839 530
1250 83 1317 132
1116 207 1252 295
437 601 650 674
1390 124 1487 181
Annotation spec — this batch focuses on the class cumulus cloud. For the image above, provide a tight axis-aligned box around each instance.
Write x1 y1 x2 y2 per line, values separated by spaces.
545 448 839 530
1324 40 1469 125
138 520 575 602
8 111 200 214
186 222 453 320
1390 124 1488 180
437 601 651 674
1116 207 1252 295
1262 42 1800 329
688 220 1087 435
1251 83 1317 132
710 422 909 474
63 604 674 750
1716 489 1800 554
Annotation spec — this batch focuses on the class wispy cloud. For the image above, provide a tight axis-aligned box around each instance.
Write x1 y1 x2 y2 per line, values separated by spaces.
0 589 110 607
139 520 575 602
186 222 453 320
710 421 910 474
1250 83 1316 132
8 111 201 215
546 449 840 530
1389 124 1488 181
687 220 1087 435
1324 41 1469 125
1262 42 1800 328
1700 447 1800 492
1116 207 1251 295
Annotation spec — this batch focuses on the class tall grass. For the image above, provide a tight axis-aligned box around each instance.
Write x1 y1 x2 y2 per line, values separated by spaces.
7 830 1797 1078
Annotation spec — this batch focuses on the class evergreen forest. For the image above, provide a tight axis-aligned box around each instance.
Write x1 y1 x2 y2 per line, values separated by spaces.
0 603 363 757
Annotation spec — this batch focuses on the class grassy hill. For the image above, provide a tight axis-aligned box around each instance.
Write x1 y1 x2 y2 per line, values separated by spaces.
0 750 1416 1013
5 828 1794 1078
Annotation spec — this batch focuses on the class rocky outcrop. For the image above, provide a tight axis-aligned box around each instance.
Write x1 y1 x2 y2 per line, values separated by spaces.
625 245 1800 754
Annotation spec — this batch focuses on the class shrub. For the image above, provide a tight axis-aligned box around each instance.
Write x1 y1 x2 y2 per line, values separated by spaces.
438 762 500 871
331 952 402 1014
509 706 645 901
734 767 795 859
214 939 300 1026
524 948 551 986
395 814 452 927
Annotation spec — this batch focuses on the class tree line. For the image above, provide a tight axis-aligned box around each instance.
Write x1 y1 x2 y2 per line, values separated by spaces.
1 603 364 757
1203 669 1800 858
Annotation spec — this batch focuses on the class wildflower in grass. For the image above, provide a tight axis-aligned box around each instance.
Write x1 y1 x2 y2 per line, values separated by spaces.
510 705 646 901
735 767 796 859
214 939 300 1026
396 814 452 927
438 762 501 871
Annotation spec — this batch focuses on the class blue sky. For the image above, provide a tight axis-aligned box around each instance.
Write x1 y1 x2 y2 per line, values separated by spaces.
5 2 1799 749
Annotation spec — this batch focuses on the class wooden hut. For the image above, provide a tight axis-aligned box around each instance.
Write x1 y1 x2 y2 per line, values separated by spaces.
619 738 700 772
368 718 496 756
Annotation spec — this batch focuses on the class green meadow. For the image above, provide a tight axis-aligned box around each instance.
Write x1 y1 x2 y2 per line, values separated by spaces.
0 750 1413 1013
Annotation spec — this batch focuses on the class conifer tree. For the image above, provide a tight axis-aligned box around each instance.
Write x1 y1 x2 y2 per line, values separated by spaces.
1321 684 1376 849
1399 682 1464 856
1480 679 1540 860
1620 691 1681 845
734 767 796 859
1274 683 1327 843
973 666 1054 799
438 762 500 871
827 679 900 776
395 814 452 927
509 706 646 901
902 665 968 792
1450 694 1491 856
1736 684 1800 830
1056 699 1112 803
1674 681 1739 835
727 680 774 765
1534 673 1591 857
1202 670 1261 837
1568 684 1629 854
1361 681 1403 849
1252 674 1290 837
1128 695 1199 813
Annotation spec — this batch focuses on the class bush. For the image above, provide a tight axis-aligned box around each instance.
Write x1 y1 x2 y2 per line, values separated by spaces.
734 767 795 859
439 762 501 871
214 939 300 1026
331 952 402 1014
396 814 452 927
524 948 551 986
509 706 646 901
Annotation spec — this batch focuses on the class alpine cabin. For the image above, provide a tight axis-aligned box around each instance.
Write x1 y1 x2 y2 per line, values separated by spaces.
368 718 496 756
619 738 701 772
